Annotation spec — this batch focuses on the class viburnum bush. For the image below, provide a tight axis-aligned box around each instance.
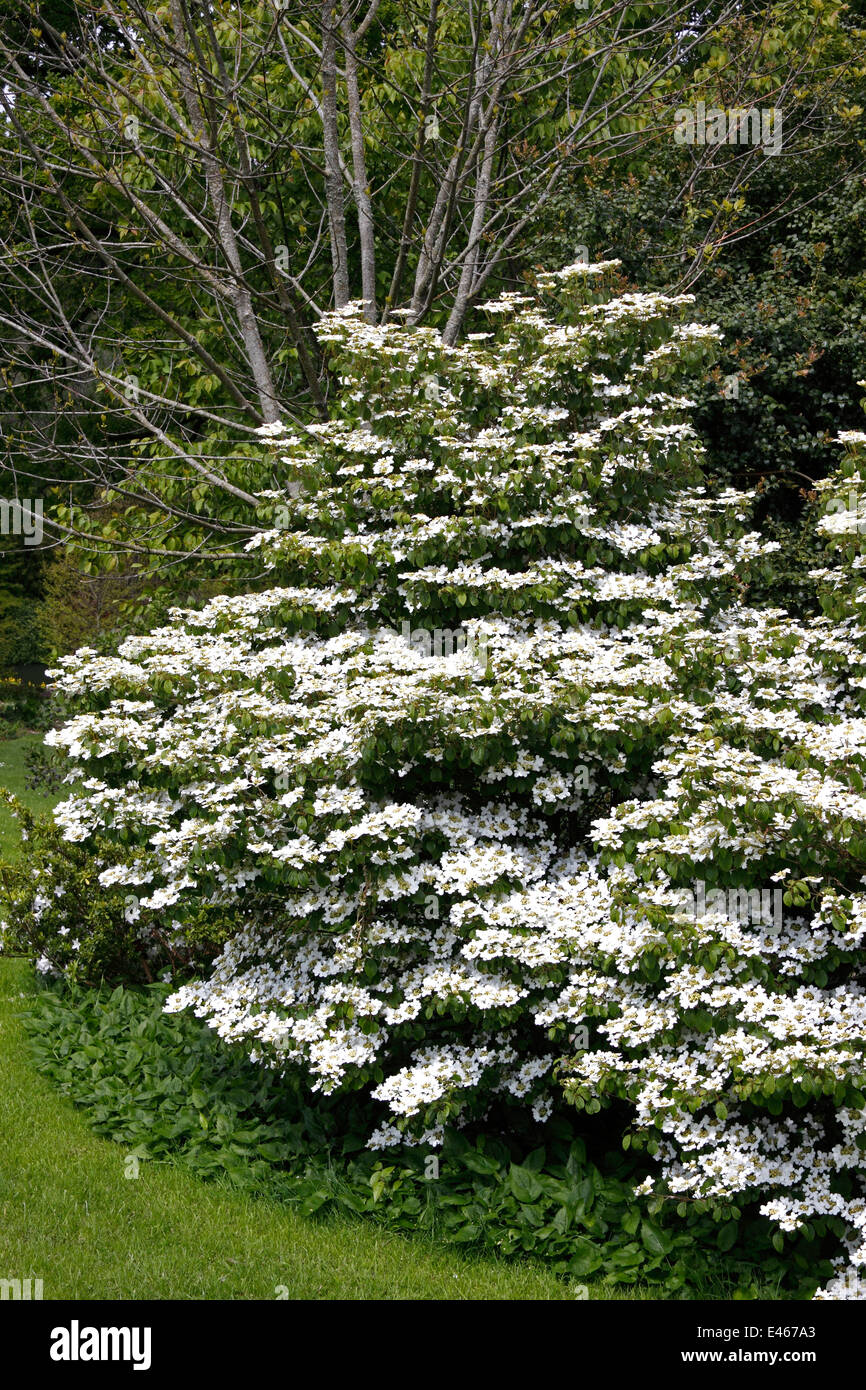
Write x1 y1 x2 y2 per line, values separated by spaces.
8 263 866 1296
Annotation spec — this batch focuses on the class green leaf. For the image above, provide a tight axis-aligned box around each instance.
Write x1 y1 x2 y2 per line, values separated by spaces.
568 1241 603 1277
508 1164 544 1204
717 1220 739 1252
640 1221 673 1256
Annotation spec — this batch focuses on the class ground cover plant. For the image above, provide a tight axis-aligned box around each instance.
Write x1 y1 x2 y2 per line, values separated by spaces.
6 262 866 1298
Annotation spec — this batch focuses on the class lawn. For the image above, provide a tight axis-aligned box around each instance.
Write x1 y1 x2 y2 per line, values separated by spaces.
0 732 58 861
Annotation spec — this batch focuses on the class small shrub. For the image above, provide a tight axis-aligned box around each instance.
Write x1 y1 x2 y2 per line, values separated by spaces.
0 802 232 985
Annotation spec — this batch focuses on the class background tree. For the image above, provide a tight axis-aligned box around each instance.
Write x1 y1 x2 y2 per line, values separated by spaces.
538 0 866 613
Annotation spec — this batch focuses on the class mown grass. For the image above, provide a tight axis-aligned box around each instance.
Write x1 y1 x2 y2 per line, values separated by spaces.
0 732 57 860
0 957 656 1299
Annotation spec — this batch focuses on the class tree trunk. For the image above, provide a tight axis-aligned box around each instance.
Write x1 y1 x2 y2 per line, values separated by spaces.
322 0 351 308
341 7 376 322
168 0 281 422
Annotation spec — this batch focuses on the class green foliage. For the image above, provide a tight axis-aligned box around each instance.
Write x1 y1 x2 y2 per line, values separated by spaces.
5 0 860 635
538 0 866 609
36 552 136 659
0 673 51 737
0 589 45 668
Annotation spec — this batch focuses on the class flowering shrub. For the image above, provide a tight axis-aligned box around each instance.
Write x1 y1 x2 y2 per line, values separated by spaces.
0 800 235 985
11 263 866 1295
